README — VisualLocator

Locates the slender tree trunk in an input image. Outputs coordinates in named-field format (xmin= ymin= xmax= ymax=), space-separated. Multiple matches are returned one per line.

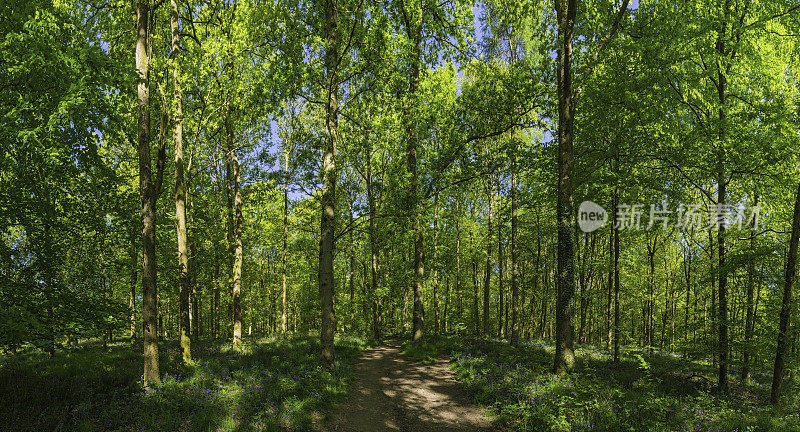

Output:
xmin=213 ymin=248 xmax=220 ymax=339
xmin=348 ymin=198 xmax=356 ymax=331
xmin=670 ymin=259 xmax=676 ymax=351
xmin=42 ymin=216 xmax=56 ymax=356
xmin=606 ymin=221 xmax=613 ymax=351
xmin=191 ymin=239 xmax=199 ymax=338
xmin=771 ymin=182 xmax=800 ymax=405
xmin=136 ymin=0 xmax=160 ymax=386
xmin=282 ymin=146 xmax=289 ymax=337
xmin=717 ymin=140 xmax=730 ymax=391
xmin=613 ymin=186 xmax=620 ymax=362
xmin=225 ymin=112 xmax=243 ymax=349
xmin=367 ymin=131 xmax=380 ymax=340
xmin=579 ymin=233 xmax=589 ymax=343
xmin=483 ymin=177 xmax=493 ymax=337
xmin=171 ymin=0 xmax=191 ymax=364
xmin=709 ymin=230 xmax=716 ymax=367
xmin=684 ymin=240 xmax=692 ymax=357
xmin=510 ymin=148 xmax=520 ymax=345
xmin=130 ymin=242 xmax=138 ymax=343
xmin=531 ymin=214 xmax=542 ymax=341
xmin=456 ymin=199 xmax=463 ymax=328
xmin=433 ymin=192 xmax=440 ymax=334
xmin=444 ymin=274 xmax=450 ymax=333
xmin=498 ymin=210 xmax=504 ymax=338
xmin=405 ymin=20 xmax=425 ymax=345
xmin=715 ymin=4 xmax=731 ymax=391
xmin=471 ymin=230 xmax=479 ymax=335
xmin=647 ymin=235 xmax=657 ymax=354
xmin=553 ymin=0 xmax=577 ymax=374
xmin=319 ymin=0 xmax=339 ymax=364
xmin=742 ymin=193 xmax=758 ymax=384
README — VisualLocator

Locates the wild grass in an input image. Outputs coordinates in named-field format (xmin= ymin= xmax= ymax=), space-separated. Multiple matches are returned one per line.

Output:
xmin=427 ymin=336 xmax=800 ymax=432
xmin=400 ymin=339 xmax=440 ymax=364
xmin=0 ymin=335 xmax=366 ymax=432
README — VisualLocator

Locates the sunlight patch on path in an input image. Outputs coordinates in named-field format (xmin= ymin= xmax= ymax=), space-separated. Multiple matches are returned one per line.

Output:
xmin=317 ymin=341 xmax=500 ymax=432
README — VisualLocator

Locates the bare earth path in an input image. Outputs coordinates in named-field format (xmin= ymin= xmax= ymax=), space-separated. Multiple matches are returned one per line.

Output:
xmin=317 ymin=340 xmax=501 ymax=432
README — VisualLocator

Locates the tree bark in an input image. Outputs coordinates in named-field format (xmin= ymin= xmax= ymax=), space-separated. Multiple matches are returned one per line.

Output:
xmin=483 ymin=176 xmax=493 ymax=337
xmin=433 ymin=192 xmax=440 ymax=334
xmin=613 ymin=185 xmax=620 ymax=362
xmin=225 ymin=112 xmax=243 ymax=349
xmin=715 ymin=1 xmax=732 ymax=391
xmin=771 ymin=182 xmax=800 ymax=405
xmin=498 ymin=207 xmax=505 ymax=339
xmin=456 ymin=199 xmax=463 ymax=326
xmin=606 ymin=217 xmax=613 ymax=351
xmin=647 ymin=234 xmax=658 ymax=354
xmin=319 ymin=0 xmax=339 ymax=365
xmin=136 ymin=0 xmax=160 ymax=386
xmin=471 ymin=230 xmax=479 ymax=335
xmin=367 ymin=129 xmax=381 ymax=340
xmin=348 ymin=197 xmax=356 ymax=331
xmin=742 ymin=193 xmax=758 ymax=384
xmin=553 ymin=0 xmax=577 ymax=374
xmin=171 ymin=0 xmax=191 ymax=364
xmin=510 ymin=148 xmax=520 ymax=345
xmin=683 ymin=238 xmax=692 ymax=357
xmin=130 ymin=242 xmax=137 ymax=343
xmin=405 ymin=18 xmax=425 ymax=345
xmin=282 ymin=145 xmax=289 ymax=337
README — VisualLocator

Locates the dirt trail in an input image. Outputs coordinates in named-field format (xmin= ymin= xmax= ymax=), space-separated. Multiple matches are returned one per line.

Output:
xmin=317 ymin=340 xmax=500 ymax=432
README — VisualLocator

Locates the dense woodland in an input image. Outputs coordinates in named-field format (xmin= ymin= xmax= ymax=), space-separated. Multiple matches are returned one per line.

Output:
xmin=3 ymin=0 xmax=800 ymax=430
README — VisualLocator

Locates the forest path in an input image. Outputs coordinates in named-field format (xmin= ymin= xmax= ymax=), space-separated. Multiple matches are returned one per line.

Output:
xmin=316 ymin=340 xmax=501 ymax=432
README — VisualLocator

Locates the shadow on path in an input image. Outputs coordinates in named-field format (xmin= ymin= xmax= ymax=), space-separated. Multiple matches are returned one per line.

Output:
xmin=317 ymin=340 xmax=501 ymax=432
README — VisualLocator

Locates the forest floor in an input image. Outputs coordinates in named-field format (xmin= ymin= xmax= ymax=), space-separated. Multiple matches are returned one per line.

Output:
xmin=2 ymin=335 xmax=798 ymax=431
xmin=435 ymin=336 xmax=800 ymax=432
xmin=0 ymin=335 xmax=367 ymax=432
xmin=316 ymin=339 xmax=500 ymax=432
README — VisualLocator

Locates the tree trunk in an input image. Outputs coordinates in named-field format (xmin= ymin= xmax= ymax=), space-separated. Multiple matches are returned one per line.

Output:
xmin=471 ymin=230 xmax=479 ymax=335
xmin=683 ymin=239 xmax=692 ymax=357
xmin=213 ymin=249 xmax=220 ymax=339
xmin=483 ymin=177 xmax=493 ymax=337
xmin=647 ymin=235 xmax=657 ymax=354
xmin=510 ymin=148 xmax=520 ymax=345
xmin=771 ymin=182 xmax=800 ymax=405
xmin=715 ymin=5 xmax=731 ymax=391
xmin=136 ymin=0 xmax=160 ymax=386
xmin=553 ymin=0 xmax=577 ymax=374
xmin=456 ymin=199 xmax=463 ymax=328
xmin=578 ymin=233 xmax=589 ymax=343
xmin=498 ymin=209 xmax=504 ymax=339
xmin=444 ymin=274 xmax=450 ymax=333
xmin=282 ymin=145 xmax=289 ymax=337
xmin=405 ymin=19 xmax=425 ymax=345
xmin=531 ymin=213 xmax=542 ymax=341
xmin=130 ymin=242 xmax=137 ymax=343
xmin=613 ymin=185 xmax=620 ymax=362
xmin=606 ymin=220 xmax=613 ymax=351
xmin=367 ymin=130 xmax=381 ymax=340
xmin=319 ymin=0 xmax=339 ymax=365
xmin=433 ymin=192 xmax=440 ymax=334
xmin=226 ymin=112 xmax=243 ymax=349
xmin=171 ymin=0 xmax=191 ymax=364
xmin=709 ymin=230 xmax=716 ymax=367
xmin=742 ymin=193 xmax=758 ymax=384
xmin=348 ymin=198 xmax=356 ymax=331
